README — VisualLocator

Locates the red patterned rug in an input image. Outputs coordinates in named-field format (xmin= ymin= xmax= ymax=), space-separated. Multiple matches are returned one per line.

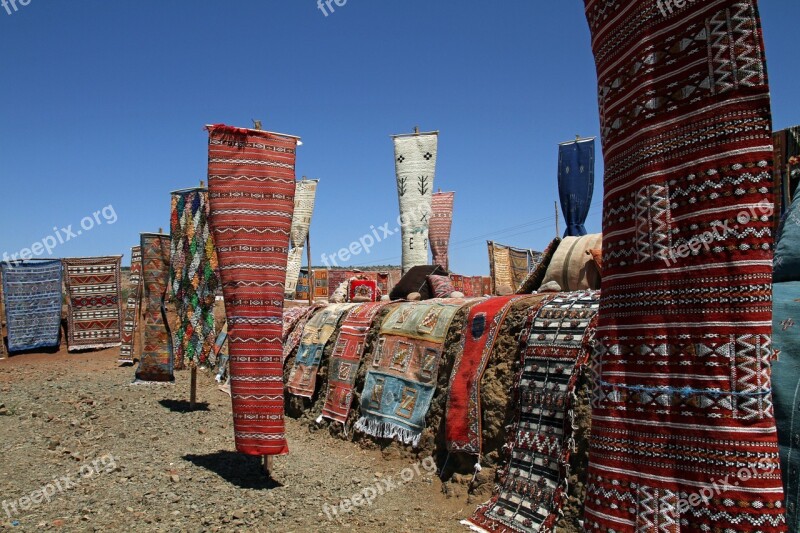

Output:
xmin=430 ymin=191 xmax=454 ymax=271
xmin=63 ymin=256 xmax=123 ymax=351
xmin=584 ymin=1 xmax=785 ymax=530
xmin=445 ymin=294 xmax=544 ymax=455
xmin=135 ymin=234 xmax=173 ymax=382
xmin=206 ymin=124 xmax=297 ymax=457
xmin=321 ymin=301 xmax=394 ymax=424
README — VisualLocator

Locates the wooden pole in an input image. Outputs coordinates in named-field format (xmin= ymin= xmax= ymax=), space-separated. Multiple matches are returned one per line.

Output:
xmin=307 ymin=232 xmax=313 ymax=305
xmin=189 ymin=366 xmax=197 ymax=410
xmin=554 ymin=202 xmax=560 ymax=238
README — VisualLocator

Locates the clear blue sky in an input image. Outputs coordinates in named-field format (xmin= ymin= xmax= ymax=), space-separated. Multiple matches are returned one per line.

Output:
xmin=1 ymin=1 xmax=797 ymax=275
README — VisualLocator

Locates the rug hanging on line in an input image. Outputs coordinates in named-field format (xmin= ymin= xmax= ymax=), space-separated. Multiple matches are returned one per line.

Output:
xmin=169 ymin=187 xmax=221 ymax=369
xmin=583 ymin=1 xmax=785 ymax=530
xmin=286 ymin=303 xmax=358 ymax=398
xmin=465 ymin=292 xmax=599 ymax=533
xmin=356 ymin=300 xmax=463 ymax=447
xmin=135 ymin=234 xmax=174 ymax=383
xmin=119 ymin=246 xmax=142 ymax=364
xmin=394 ymin=132 xmax=438 ymax=274
xmin=206 ymin=123 xmax=297 ymax=457
xmin=445 ymin=294 xmax=546 ymax=456
xmin=322 ymin=301 xmax=395 ymax=424
xmin=430 ymin=191 xmax=454 ymax=271
xmin=285 ymin=179 xmax=318 ymax=296
xmin=1 ymin=260 xmax=62 ymax=352
xmin=63 ymin=256 xmax=122 ymax=351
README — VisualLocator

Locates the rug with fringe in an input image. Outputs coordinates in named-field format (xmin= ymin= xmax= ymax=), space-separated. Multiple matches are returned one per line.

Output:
xmin=1 ymin=260 xmax=62 ymax=352
xmin=63 ymin=256 xmax=122 ymax=351
xmin=465 ymin=291 xmax=599 ymax=533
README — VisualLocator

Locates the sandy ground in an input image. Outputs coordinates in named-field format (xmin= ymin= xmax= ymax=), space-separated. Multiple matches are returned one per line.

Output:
xmin=0 ymin=347 xmax=473 ymax=532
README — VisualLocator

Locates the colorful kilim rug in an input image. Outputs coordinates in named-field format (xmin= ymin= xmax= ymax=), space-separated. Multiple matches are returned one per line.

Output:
xmin=283 ymin=305 xmax=311 ymax=340
xmin=348 ymin=279 xmax=378 ymax=302
xmin=313 ymin=269 xmax=328 ymax=299
xmin=206 ymin=124 xmax=297 ymax=457
xmin=321 ymin=301 xmax=395 ymax=424
xmin=119 ymin=246 xmax=142 ymax=364
xmin=63 ymin=256 xmax=122 ymax=351
xmin=445 ymin=294 xmax=544 ymax=455
xmin=466 ymin=291 xmax=599 ymax=533
xmin=135 ymin=234 xmax=174 ymax=382
xmin=482 ymin=277 xmax=492 ymax=296
xmin=394 ymin=132 xmax=438 ymax=274
xmin=356 ymin=300 xmax=463 ymax=447
xmin=488 ymin=242 xmax=513 ymax=295
xmin=286 ymin=303 xmax=357 ymax=398
xmin=294 ymin=269 xmax=310 ymax=301
xmin=516 ymin=238 xmax=560 ymax=294
xmin=1 ymin=260 xmax=62 ymax=352
xmin=450 ymin=274 xmax=466 ymax=296
xmin=584 ymin=1 xmax=786 ymax=530
xmin=430 ymin=191 xmax=454 ymax=271
xmin=169 ymin=187 xmax=221 ymax=369
xmin=283 ymin=305 xmax=322 ymax=362
xmin=327 ymin=270 xmax=355 ymax=296
xmin=470 ymin=276 xmax=484 ymax=297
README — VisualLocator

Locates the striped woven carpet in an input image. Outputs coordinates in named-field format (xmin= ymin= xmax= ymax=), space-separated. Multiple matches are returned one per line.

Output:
xmin=64 ymin=256 xmax=122 ymax=351
xmin=118 ymin=246 xmax=142 ymax=364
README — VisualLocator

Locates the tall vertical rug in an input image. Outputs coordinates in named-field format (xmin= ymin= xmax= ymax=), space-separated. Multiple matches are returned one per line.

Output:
xmin=430 ymin=191 xmax=454 ymax=271
xmin=584 ymin=1 xmax=785 ymax=530
xmin=285 ymin=179 xmax=318 ymax=297
xmin=206 ymin=123 xmax=297 ymax=457
xmin=135 ymin=234 xmax=174 ymax=383
xmin=119 ymin=246 xmax=143 ymax=364
xmin=558 ymin=137 xmax=595 ymax=237
xmin=63 ymin=256 xmax=122 ymax=351
xmin=465 ymin=292 xmax=599 ymax=532
xmin=393 ymin=131 xmax=438 ymax=274
xmin=0 ymin=260 xmax=62 ymax=352
xmin=170 ymin=187 xmax=221 ymax=369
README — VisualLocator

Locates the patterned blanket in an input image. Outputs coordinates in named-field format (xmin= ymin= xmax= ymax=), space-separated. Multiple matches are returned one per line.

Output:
xmin=322 ymin=301 xmax=395 ymax=424
xmin=430 ymin=191 xmax=454 ymax=271
xmin=118 ymin=246 xmax=142 ymax=364
xmin=394 ymin=132 xmax=438 ymax=274
xmin=135 ymin=234 xmax=173 ymax=382
xmin=466 ymin=291 xmax=599 ymax=533
xmin=584 ymin=1 xmax=785 ymax=530
xmin=283 ymin=305 xmax=322 ymax=362
xmin=206 ymin=124 xmax=297 ymax=457
xmin=1 ymin=260 xmax=62 ymax=352
xmin=170 ymin=187 xmax=220 ymax=369
xmin=63 ymin=256 xmax=122 ymax=351
xmin=356 ymin=300 xmax=463 ymax=447
xmin=285 ymin=179 xmax=318 ymax=296
xmin=286 ymin=303 xmax=357 ymax=398
xmin=445 ymin=294 xmax=544 ymax=455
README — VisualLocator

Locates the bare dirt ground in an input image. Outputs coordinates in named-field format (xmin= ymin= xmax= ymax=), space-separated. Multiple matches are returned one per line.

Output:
xmin=0 ymin=347 xmax=472 ymax=532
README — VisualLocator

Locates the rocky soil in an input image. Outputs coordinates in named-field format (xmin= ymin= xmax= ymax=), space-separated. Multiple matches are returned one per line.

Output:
xmin=0 ymin=348 xmax=473 ymax=532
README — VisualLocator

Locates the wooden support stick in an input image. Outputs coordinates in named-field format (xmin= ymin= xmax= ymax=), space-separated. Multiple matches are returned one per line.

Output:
xmin=263 ymin=455 xmax=273 ymax=477
xmin=554 ymin=202 xmax=560 ymax=238
xmin=189 ymin=366 xmax=197 ymax=410
xmin=307 ymin=232 xmax=313 ymax=305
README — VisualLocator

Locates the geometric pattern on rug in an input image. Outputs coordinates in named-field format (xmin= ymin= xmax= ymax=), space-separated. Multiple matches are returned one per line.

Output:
xmin=169 ymin=187 xmax=220 ymax=369
xmin=63 ymin=256 xmax=122 ymax=351
xmin=430 ymin=191 xmax=454 ymax=271
xmin=206 ymin=124 xmax=297 ymax=457
xmin=0 ymin=260 xmax=63 ymax=353
xmin=322 ymin=301 xmax=395 ymax=424
xmin=135 ymin=234 xmax=174 ymax=383
xmin=119 ymin=246 xmax=143 ymax=364
xmin=466 ymin=291 xmax=599 ymax=533
xmin=583 ymin=1 xmax=786 ymax=530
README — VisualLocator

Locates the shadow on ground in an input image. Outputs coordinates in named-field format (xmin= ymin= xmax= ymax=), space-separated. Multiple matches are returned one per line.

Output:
xmin=159 ymin=399 xmax=211 ymax=412
xmin=183 ymin=451 xmax=283 ymax=490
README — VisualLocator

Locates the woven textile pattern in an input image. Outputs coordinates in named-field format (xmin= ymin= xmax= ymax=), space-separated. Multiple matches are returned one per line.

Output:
xmin=348 ymin=279 xmax=379 ymax=302
xmin=1 ymin=260 xmax=62 ymax=352
xmin=135 ymin=234 xmax=173 ymax=382
xmin=314 ymin=269 xmax=328 ymax=299
xmin=356 ymin=301 xmax=463 ymax=447
xmin=516 ymin=238 xmax=561 ymax=294
xmin=206 ymin=124 xmax=297 ymax=456
xmin=489 ymin=243 xmax=537 ymax=295
xmin=170 ymin=188 xmax=221 ymax=368
xmin=584 ymin=1 xmax=785 ymax=530
xmin=286 ymin=303 xmax=357 ymax=398
xmin=63 ymin=256 xmax=122 ymax=351
xmin=285 ymin=179 xmax=317 ymax=296
xmin=430 ymin=191 xmax=454 ymax=270
xmin=283 ymin=305 xmax=322 ymax=361
xmin=322 ymin=301 xmax=395 ymax=424
xmin=283 ymin=305 xmax=311 ymax=340
xmin=446 ymin=294 xmax=545 ymax=455
xmin=0 ymin=273 xmax=4 ymax=358
xmin=119 ymin=246 xmax=142 ymax=364
xmin=466 ymin=291 xmax=599 ymax=533
xmin=394 ymin=133 xmax=438 ymax=274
